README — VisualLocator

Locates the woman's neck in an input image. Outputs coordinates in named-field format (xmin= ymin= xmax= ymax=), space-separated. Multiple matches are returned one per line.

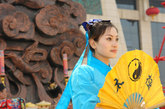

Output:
xmin=94 ymin=54 xmax=109 ymax=65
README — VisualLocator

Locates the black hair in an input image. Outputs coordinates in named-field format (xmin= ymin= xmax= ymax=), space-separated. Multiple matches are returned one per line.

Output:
xmin=0 ymin=83 xmax=5 ymax=92
xmin=87 ymin=21 xmax=118 ymax=52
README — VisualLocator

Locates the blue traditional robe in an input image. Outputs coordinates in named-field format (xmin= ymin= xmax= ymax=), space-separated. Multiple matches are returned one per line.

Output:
xmin=56 ymin=55 xmax=111 ymax=109
xmin=71 ymin=56 xmax=112 ymax=109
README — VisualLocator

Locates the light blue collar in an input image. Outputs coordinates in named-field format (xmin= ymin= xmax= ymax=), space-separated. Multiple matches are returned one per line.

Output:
xmin=88 ymin=55 xmax=112 ymax=76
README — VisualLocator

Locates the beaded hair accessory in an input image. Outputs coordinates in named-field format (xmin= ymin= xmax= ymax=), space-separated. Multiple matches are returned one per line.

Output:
xmin=82 ymin=19 xmax=111 ymax=31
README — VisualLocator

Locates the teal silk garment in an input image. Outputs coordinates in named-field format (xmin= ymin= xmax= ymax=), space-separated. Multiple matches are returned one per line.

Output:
xmin=56 ymin=55 xmax=111 ymax=109
xmin=71 ymin=56 xmax=112 ymax=109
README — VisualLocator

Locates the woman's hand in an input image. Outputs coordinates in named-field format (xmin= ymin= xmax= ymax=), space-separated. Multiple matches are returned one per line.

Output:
xmin=67 ymin=102 xmax=73 ymax=109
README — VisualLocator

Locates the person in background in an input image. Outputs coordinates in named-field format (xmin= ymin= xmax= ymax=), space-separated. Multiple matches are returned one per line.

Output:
xmin=0 ymin=83 xmax=7 ymax=100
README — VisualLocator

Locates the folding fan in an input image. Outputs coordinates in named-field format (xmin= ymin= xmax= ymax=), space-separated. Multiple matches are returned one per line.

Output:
xmin=96 ymin=50 xmax=165 ymax=109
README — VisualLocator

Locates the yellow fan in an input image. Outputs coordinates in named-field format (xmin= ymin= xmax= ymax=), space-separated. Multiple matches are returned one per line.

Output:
xmin=96 ymin=50 xmax=165 ymax=109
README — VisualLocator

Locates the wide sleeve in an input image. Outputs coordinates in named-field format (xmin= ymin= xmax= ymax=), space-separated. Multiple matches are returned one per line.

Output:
xmin=71 ymin=66 xmax=100 ymax=109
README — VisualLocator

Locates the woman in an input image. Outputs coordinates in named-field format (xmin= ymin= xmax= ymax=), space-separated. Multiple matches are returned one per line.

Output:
xmin=71 ymin=19 xmax=119 ymax=108
xmin=56 ymin=19 xmax=119 ymax=109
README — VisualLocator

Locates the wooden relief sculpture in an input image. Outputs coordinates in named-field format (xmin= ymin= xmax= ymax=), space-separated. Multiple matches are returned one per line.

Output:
xmin=0 ymin=0 xmax=86 ymax=104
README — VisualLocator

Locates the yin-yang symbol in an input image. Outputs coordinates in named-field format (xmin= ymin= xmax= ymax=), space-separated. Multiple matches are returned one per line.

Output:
xmin=128 ymin=58 xmax=142 ymax=82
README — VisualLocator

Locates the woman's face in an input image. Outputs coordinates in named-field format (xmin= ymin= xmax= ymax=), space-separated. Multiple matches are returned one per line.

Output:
xmin=91 ymin=27 xmax=119 ymax=64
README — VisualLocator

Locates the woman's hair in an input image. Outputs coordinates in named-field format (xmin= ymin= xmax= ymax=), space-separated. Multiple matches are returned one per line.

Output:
xmin=87 ymin=21 xmax=118 ymax=52
xmin=0 ymin=83 xmax=5 ymax=92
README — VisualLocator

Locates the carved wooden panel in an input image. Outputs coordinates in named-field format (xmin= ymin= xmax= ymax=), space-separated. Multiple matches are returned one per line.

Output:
xmin=0 ymin=0 xmax=86 ymax=104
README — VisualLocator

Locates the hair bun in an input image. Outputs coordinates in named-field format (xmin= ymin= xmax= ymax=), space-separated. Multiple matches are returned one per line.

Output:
xmin=82 ymin=19 xmax=111 ymax=31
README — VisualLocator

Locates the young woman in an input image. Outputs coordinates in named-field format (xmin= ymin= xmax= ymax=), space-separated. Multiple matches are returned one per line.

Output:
xmin=71 ymin=19 xmax=119 ymax=108
xmin=56 ymin=19 xmax=119 ymax=109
